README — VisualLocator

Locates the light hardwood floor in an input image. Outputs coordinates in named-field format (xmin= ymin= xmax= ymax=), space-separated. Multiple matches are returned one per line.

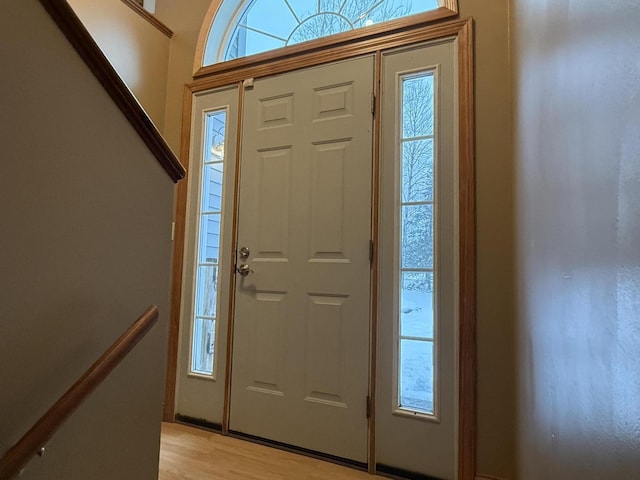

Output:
xmin=159 ymin=422 xmax=383 ymax=480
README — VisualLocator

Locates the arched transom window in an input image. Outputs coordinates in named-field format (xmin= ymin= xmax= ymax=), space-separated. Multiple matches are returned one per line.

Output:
xmin=204 ymin=0 xmax=440 ymax=65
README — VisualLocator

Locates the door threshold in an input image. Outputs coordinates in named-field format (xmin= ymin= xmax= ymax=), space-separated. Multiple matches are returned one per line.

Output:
xmin=174 ymin=413 xmax=222 ymax=433
xmin=229 ymin=430 xmax=368 ymax=472
xmin=376 ymin=464 xmax=445 ymax=480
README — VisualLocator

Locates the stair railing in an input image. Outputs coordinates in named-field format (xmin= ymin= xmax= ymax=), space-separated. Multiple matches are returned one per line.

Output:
xmin=0 ymin=305 xmax=159 ymax=480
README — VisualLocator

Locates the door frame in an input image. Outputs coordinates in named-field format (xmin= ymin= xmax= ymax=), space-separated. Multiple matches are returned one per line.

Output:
xmin=165 ymin=17 xmax=475 ymax=480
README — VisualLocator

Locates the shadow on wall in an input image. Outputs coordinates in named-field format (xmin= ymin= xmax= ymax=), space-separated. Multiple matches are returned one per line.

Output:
xmin=513 ymin=0 xmax=640 ymax=478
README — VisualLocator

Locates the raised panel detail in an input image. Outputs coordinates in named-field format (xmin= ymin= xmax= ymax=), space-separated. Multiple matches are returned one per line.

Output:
xmin=309 ymin=140 xmax=351 ymax=262
xmin=257 ymin=148 xmax=291 ymax=258
xmin=304 ymin=294 xmax=348 ymax=408
xmin=259 ymin=94 xmax=293 ymax=129
xmin=248 ymin=291 xmax=287 ymax=396
xmin=314 ymin=83 xmax=354 ymax=121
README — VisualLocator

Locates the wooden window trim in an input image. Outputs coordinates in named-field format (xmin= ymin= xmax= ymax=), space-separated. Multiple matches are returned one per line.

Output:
xmin=165 ymin=16 xmax=475 ymax=480
xmin=188 ymin=18 xmax=469 ymax=92
xmin=193 ymin=2 xmax=459 ymax=77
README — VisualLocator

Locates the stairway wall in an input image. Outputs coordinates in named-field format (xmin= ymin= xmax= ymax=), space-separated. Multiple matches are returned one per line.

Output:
xmin=0 ymin=1 xmax=175 ymax=479
xmin=67 ymin=0 xmax=171 ymax=130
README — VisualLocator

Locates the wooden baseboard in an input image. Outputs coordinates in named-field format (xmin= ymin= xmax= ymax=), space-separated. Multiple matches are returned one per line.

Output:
xmin=476 ymin=475 xmax=509 ymax=480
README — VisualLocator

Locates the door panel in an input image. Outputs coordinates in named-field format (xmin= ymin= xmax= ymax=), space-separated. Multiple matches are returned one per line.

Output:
xmin=377 ymin=40 xmax=458 ymax=479
xmin=255 ymin=148 xmax=292 ymax=257
xmin=176 ymin=86 xmax=239 ymax=425
xmin=230 ymin=56 xmax=374 ymax=462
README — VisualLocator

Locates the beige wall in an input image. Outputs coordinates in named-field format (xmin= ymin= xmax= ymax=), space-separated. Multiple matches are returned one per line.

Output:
xmin=154 ymin=1 xmax=516 ymax=478
xmin=512 ymin=0 xmax=640 ymax=479
xmin=0 ymin=1 xmax=175 ymax=478
xmin=68 ymin=0 xmax=171 ymax=130
xmin=154 ymin=0 xmax=212 ymax=151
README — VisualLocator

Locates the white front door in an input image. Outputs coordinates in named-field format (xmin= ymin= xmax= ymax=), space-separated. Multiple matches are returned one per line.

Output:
xmin=229 ymin=56 xmax=375 ymax=462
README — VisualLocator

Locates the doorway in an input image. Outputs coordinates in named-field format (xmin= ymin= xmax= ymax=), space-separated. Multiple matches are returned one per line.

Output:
xmin=168 ymin=19 xmax=475 ymax=480
xmin=175 ymin=55 xmax=374 ymax=463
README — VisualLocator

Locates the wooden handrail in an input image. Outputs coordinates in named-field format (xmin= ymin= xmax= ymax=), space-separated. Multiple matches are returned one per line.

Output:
xmin=0 ymin=305 xmax=159 ymax=480
xmin=38 ymin=0 xmax=185 ymax=183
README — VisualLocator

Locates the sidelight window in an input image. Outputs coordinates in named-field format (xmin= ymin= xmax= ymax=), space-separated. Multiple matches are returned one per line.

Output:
xmin=397 ymin=71 xmax=436 ymax=415
xmin=190 ymin=109 xmax=227 ymax=376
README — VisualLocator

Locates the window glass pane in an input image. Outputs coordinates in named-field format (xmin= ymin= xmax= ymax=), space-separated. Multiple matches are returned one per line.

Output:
xmin=289 ymin=13 xmax=352 ymax=45
xmin=285 ymin=0 xmax=315 ymax=20
xmin=401 ymin=204 xmax=433 ymax=269
xmin=195 ymin=265 xmax=218 ymax=318
xmin=397 ymin=68 xmax=437 ymax=416
xmin=213 ymin=0 xmax=441 ymax=64
xmin=341 ymin=0 xmax=385 ymax=24
xmin=402 ymin=74 xmax=434 ymax=138
xmin=191 ymin=318 xmax=215 ymax=375
xmin=202 ymin=163 xmax=224 ymax=212
xmin=226 ymin=25 xmax=287 ymax=60
xmin=399 ymin=339 xmax=434 ymax=414
xmin=206 ymin=111 xmax=226 ymax=162
xmin=243 ymin=1 xmax=297 ymax=40
xmin=402 ymin=139 xmax=433 ymax=202
xmin=190 ymin=108 xmax=227 ymax=377
xmin=400 ymin=271 xmax=434 ymax=338
xmin=198 ymin=214 xmax=221 ymax=264
xmin=341 ymin=0 xmax=425 ymax=27
xmin=349 ymin=0 xmax=438 ymax=18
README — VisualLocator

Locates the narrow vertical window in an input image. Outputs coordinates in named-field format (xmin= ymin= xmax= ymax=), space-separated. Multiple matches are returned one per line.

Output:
xmin=190 ymin=109 xmax=227 ymax=376
xmin=398 ymin=72 xmax=436 ymax=415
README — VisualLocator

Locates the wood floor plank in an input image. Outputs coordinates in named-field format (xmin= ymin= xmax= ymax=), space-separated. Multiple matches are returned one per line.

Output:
xmin=159 ymin=423 xmax=381 ymax=480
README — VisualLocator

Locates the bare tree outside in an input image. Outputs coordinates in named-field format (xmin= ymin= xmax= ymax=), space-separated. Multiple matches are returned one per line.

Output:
xmin=222 ymin=0 xmax=444 ymax=61
xmin=289 ymin=0 xmax=413 ymax=44
xmin=398 ymin=73 xmax=436 ymax=414
xmin=401 ymin=75 xmax=435 ymax=290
